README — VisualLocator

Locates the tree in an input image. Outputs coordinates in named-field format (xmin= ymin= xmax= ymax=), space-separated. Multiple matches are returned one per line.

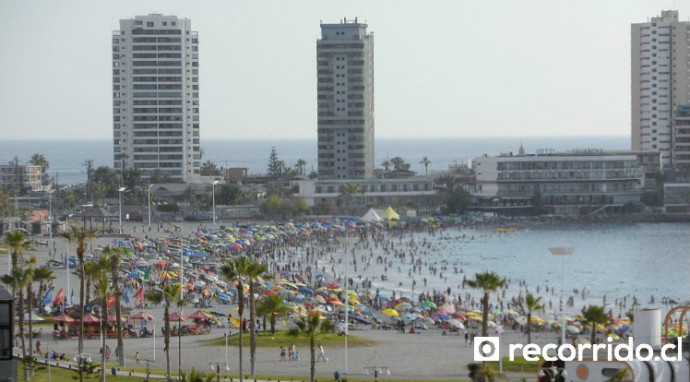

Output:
xmin=220 ymin=257 xmax=251 ymax=382
xmin=90 ymin=181 xmax=108 ymax=206
xmin=246 ymin=261 xmax=268 ymax=376
xmin=260 ymin=194 xmax=283 ymax=217
xmin=146 ymin=283 xmax=183 ymax=382
xmin=581 ymin=305 xmax=609 ymax=344
xmin=445 ymin=189 xmax=471 ymax=214
xmin=216 ymin=184 xmax=248 ymax=205
xmin=295 ymin=159 xmax=307 ymax=176
xmin=91 ymin=166 xmax=119 ymax=197
xmin=472 ymin=364 xmax=508 ymax=382
xmin=381 ymin=159 xmax=391 ymax=172
xmin=390 ymin=157 xmax=411 ymax=171
xmin=267 ymin=147 xmax=284 ymax=177
xmin=519 ymin=293 xmax=544 ymax=343
xmin=291 ymin=311 xmax=335 ymax=382
xmin=0 ymin=189 xmax=11 ymax=220
xmin=531 ymin=191 xmax=546 ymax=215
xmin=103 ymin=246 xmax=127 ymax=366
xmin=91 ymin=255 xmax=114 ymax=382
xmin=122 ymin=168 xmax=142 ymax=195
xmin=420 ymin=156 xmax=431 ymax=176
xmin=436 ymin=174 xmax=457 ymax=193
xmin=467 ymin=272 xmax=506 ymax=337
xmin=1 ymin=266 xmax=32 ymax=380
xmin=4 ymin=230 xmax=32 ymax=272
xmin=256 ymin=294 xmax=288 ymax=335
xmin=200 ymin=160 xmax=221 ymax=176
xmin=60 ymin=225 xmax=97 ymax=382
xmin=339 ymin=183 xmax=360 ymax=214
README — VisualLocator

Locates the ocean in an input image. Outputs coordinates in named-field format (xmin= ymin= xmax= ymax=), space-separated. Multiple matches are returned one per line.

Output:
xmin=0 ymin=136 xmax=629 ymax=186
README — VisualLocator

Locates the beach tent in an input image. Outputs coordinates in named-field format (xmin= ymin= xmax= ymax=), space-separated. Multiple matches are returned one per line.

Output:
xmin=381 ymin=206 xmax=400 ymax=220
xmin=361 ymin=208 xmax=382 ymax=222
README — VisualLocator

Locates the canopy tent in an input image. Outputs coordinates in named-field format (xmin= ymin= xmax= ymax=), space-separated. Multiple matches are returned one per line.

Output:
xmin=361 ymin=208 xmax=382 ymax=222
xmin=381 ymin=206 xmax=400 ymax=220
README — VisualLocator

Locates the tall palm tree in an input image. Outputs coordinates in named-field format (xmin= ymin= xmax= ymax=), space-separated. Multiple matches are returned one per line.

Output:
xmin=24 ymin=257 xmax=38 ymax=366
xmin=146 ymin=283 xmax=183 ymax=382
xmin=4 ymin=229 xmax=32 ymax=272
xmin=467 ymin=272 xmax=506 ymax=337
xmin=292 ymin=311 xmax=335 ymax=382
xmin=32 ymin=265 xmax=53 ymax=306
xmin=220 ymin=257 xmax=250 ymax=382
xmin=295 ymin=159 xmax=307 ymax=176
xmin=2 ymin=266 xmax=32 ymax=381
xmin=246 ymin=261 xmax=268 ymax=376
xmin=102 ymin=246 xmax=127 ymax=366
xmin=256 ymin=294 xmax=288 ymax=335
xmin=91 ymin=256 xmax=113 ymax=382
xmin=581 ymin=305 xmax=609 ymax=344
xmin=339 ymin=183 xmax=360 ymax=215
xmin=420 ymin=156 xmax=431 ymax=176
xmin=61 ymin=225 xmax=97 ymax=382
xmin=520 ymin=293 xmax=544 ymax=343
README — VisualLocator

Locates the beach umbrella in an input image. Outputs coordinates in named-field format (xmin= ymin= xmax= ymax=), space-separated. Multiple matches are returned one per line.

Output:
xmin=451 ymin=312 xmax=467 ymax=320
xmin=298 ymin=286 xmax=313 ymax=295
xmin=420 ymin=301 xmax=437 ymax=309
xmin=21 ymin=313 xmax=44 ymax=322
xmin=382 ymin=309 xmax=399 ymax=317
xmin=187 ymin=310 xmax=213 ymax=320
xmin=447 ymin=319 xmax=465 ymax=329
xmin=82 ymin=314 xmax=101 ymax=324
xmin=130 ymin=311 xmax=155 ymax=321
xmin=264 ymin=289 xmax=277 ymax=295
xmin=168 ymin=312 xmax=188 ymax=322
xmin=51 ymin=314 xmax=75 ymax=323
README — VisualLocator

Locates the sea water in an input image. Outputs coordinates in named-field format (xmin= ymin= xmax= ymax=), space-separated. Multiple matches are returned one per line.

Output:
xmin=327 ymin=222 xmax=690 ymax=318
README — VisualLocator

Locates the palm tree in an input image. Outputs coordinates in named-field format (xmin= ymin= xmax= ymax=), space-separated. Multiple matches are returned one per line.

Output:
xmin=91 ymin=255 xmax=113 ymax=382
xmin=220 ymin=257 xmax=250 ymax=382
xmin=24 ymin=257 xmax=38 ymax=366
xmin=581 ymin=305 xmax=609 ymax=344
xmin=381 ymin=159 xmax=391 ymax=173
xmin=4 ymin=229 xmax=32 ymax=272
xmin=473 ymin=364 xmax=509 ymax=382
xmin=295 ymin=159 xmax=307 ymax=176
xmin=1 ymin=266 xmax=32 ymax=380
xmin=146 ymin=283 xmax=183 ymax=382
xmin=102 ymin=246 xmax=127 ymax=366
xmin=292 ymin=311 xmax=335 ymax=382
xmin=60 ymin=225 xmax=97 ymax=382
xmin=519 ymin=293 xmax=544 ymax=343
xmin=256 ymin=294 xmax=288 ymax=335
xmin=420 ymin=156 xmax=431 ymax=176
xmin=246 ymin=261 xmax=268 ymax=376
xmin=467 ymin=272 xmax=506 ymax=337
xmin=32 ymin=266 xmax=53 ymax=306
xmin=339 ymin=183 xmax=360 ymax=215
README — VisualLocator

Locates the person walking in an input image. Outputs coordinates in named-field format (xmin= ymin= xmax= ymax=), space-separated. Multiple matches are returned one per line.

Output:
xmin=35 ymin=340 xmax=41 ymax=355
xmin=135 ymin=351 xmax=141 ymax=364
xmin=317 ymin=344 xmax=328 ymax=362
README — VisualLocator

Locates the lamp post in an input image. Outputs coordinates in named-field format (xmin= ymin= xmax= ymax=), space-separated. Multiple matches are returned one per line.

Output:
xmin=117 ymin=187 xmax=126 ymax=234
xmin=211 ymin=180 xmax=219 ymax=225
xmin=47 ymin=189 xmax=54 ymax=256
xmin=363 ymin=353 xmax=390 ymax=382
xmin=549 ymin=247 xmax=574 ymax=346
xmin=147 ymin=184 xmax=153 ymax=229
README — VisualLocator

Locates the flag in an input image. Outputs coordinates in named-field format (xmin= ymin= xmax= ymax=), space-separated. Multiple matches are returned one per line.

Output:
xmin=144 ymin=269 xmax=150 ymax=281
xmin=69 ymin=289 xmax=74 ymax=306
xmin=123 ymin=287 xmax=130 ymax=304
xmin=43 ymin=289 xmax=52 ymax=306
xmin=134 ymin=287 xmax=145 ymax=304
xmin=52 ymin=288 xmax=64 ymax=306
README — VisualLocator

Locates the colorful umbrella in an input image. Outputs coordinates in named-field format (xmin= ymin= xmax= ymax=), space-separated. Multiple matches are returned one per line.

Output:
xmin=382 ymin=309 xmax=399 ymax=317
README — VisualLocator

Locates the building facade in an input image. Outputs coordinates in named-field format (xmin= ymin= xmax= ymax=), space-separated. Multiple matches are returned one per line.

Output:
xmin=631 ymin=10 xmax=690 ymax=167
xmin=473 ymin=150 xmax=650 ymax=215
xmin=316 ymin=18 xmax=375 ymax=179
xmin=0 ymin=160 xmax=42 ymax=194
xmin=112 ymin=14 xmax=201 ymax=182
xmin=673 ymin=104 xmax=690 ymax=166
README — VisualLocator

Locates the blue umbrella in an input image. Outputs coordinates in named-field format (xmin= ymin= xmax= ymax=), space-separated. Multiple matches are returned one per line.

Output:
xmin=299 ymin=287 xmax=313 ymax=295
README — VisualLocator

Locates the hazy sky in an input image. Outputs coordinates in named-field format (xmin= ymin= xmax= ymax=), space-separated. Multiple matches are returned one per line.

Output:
xmin=1 ymin=0 xmax=688 ymax=140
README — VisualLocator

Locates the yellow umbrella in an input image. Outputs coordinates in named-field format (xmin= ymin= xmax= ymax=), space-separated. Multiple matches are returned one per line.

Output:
xmin=382 ymin=309 xmax=399 ymax=317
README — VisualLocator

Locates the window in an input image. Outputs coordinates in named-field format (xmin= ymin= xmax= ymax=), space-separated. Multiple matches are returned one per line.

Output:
xmin=147 ymin=21 xmax=154 ymax=27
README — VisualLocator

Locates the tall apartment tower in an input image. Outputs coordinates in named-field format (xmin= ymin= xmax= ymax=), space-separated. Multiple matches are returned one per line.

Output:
xmin=316 ymin=18 xmax=375 ymax=179
xmin=112 ymin=14 xmax=201 ymax=182
xmin=631 ymin=10 xmax=690 ymax=168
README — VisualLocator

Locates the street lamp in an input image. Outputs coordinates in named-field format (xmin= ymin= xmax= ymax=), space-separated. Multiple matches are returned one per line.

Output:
xmin=147 ymin=184 xmax=153 ymax=229
xmin=47 ymin=189 xmax=55 ymax=256
xmin=363 ymin=353 xmax=390 ymax=382
xmin=211 ymin=180 xmax=219 ymax=225
xmin=117 ymin=187 xmax=126 ymax=234
xmin=549 ymin=247 xmax=574 ymax=345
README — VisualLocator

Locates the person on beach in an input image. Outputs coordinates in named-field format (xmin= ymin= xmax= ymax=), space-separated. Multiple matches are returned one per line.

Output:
xmin=317 ymin=344 xmax=328 ymax=362
xmin=280 ymin=346 xmax=286 ymax=361
xmin=135 ymin=351 xmax=141 ymax=364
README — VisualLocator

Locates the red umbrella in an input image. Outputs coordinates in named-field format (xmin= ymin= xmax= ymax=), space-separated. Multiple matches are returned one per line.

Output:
xmin=187 ymin=310 xmax=213 ymax=320
xmin=130 ymin=311 xmax=155 ymax=321
xmin=168 ymin=312 xmax=188 ymax=322
xmin=82 ymin=314 xmax=101 ymax=324
xmin=451 ymin=312 xmax=467 ymax=320
xmin=264 ymin=289 xmax=276 ymax=295
xmin=51 ymin=314 xmax=75 ymax=323
xmin=108 ymin=313 xmax=126 ymax=323
xmin=326 ymin=283 xmax=340 ymax=289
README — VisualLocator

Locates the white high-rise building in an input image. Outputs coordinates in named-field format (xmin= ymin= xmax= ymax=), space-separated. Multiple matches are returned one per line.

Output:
xmin=112 ymin=14 xmax=201 ymax=182
xmin=316 ymin=18 xmax=375 ymax=179
xmin=631 ymin=10 xmax=690 ymax=168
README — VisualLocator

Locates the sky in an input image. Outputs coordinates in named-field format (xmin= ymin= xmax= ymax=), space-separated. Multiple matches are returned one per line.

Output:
xmin=0 ymin=0 xmax=688 ymax=140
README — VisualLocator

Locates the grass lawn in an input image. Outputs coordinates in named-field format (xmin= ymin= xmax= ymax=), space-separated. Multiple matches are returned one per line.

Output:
xmin=202 ymin=330 xmax=376 ymax=348
xmin=486 ymin=356 xmax=541 ymax=373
